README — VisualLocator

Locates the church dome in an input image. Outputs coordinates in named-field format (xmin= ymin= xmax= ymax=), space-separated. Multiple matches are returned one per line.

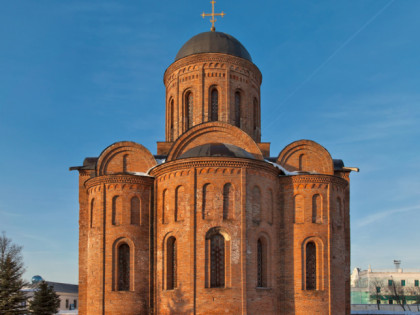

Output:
xmin=175 ymin=31 xmax=252 ymax=62
xmin=178 ymin=143 xmax=255 ymax=159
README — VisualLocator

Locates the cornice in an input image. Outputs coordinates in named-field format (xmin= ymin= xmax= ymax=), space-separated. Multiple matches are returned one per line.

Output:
xmin=150 ymin=157 xmax=279 ymax=177
xmin=85 ymin=174 xmax=154 ymax=190
xmin=164 ymin=53 xmax=262 ymax=86
xmin=278 ymin=174 xmax=348 ymax=189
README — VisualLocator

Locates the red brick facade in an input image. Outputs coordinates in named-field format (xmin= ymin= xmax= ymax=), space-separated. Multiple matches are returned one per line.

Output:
xmin=72 ymin=32 xmax=352 ymax=314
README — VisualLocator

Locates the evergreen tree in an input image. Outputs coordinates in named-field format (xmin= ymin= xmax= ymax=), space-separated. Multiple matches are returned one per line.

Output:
xmin=0 ymin=232 xmax=28 ymax=315
xmin=29 ymin=281 xmax=60 ymax=315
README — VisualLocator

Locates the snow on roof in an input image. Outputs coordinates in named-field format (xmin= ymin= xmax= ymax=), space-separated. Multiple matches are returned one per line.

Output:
xmin=265 ymin=160 xmax=299 ymax=176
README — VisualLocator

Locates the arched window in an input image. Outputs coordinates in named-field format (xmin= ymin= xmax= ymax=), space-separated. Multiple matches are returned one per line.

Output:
xmin=130 ymin=196 xmax=140 ymax=225
xmin=299 ymin=154 xmax=306 ymax=171
xmin=112 ymin=196 xmax=121 ymax=226
xmin=336 ymin=197 xmax=342 ymax=226
xmin=123 ymin=154 xmax=128 ymax=173
xmin=185 ymin=91 xmax=193 ymax=129
xmin=162 ymin=189 xmax=168 ymax=224
xmin=210 ymin=234 xmax=225 ymax=288
xmin=175 ymin=186 xmax=184 ymax=221
xmin=170 ymin=99 xmax=174 ymax=141
xmin=118 ymin=243 xmax=130 ymax=291
xmin=202 ymin=183 xmax=213 ymax=220
xmin=252 ymin=186 xmax=261 ymax=224
xmin=294 ymin=194 xmax=304 ymax=224
xmin=210 ymin=88 xmax=219 ymax=121
xmin=257 ymin=239 xmax=267 ymax=287
xmin=167 ymin=237 xmax=177 ymax=290
xmin=90 ymin=198 xmax=95 ymax=228
xmin=223 ymin=183 xmax=233 ymax=220
xmin=306 ymin=242 xmax=316 ymax=290
xmin=234 ymin=91 xmax=241 ymax=127
xmin=253 ymin=98 xmax=259 ymax=132
xmin=267 ymin=189 xmax=274 ymax=225
xmin=312 ymin=194 xmax=322 ymax=223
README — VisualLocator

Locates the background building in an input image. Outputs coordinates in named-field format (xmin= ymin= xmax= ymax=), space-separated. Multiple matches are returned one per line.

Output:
xmin=23 ymin=275 xmax=78 ymax=312
xmin=351 ymin=261 xmax=420 ymax=305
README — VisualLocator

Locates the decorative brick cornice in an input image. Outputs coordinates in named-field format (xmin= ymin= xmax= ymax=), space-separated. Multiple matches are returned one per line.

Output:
xmin=164 ymin=53 xmax=262 ymax=86
xmin=278 ymin=174 xmax=348 ymax=189
xmin=84 ymin=174 xmax=154 ymax=189
xmin=150 ymin=157 xmax=279 ymax=178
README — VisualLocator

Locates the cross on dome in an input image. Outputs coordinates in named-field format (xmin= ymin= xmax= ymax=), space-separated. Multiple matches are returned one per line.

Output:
xmin=201 ymin=0 xmax=225 ymax=32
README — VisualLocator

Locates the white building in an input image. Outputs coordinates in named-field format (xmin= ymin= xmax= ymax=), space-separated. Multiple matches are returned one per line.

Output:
xmin=351 ymin=261 xmax=420 ymax=306
xmin=23 ymin=275 xmax=78 ymax=313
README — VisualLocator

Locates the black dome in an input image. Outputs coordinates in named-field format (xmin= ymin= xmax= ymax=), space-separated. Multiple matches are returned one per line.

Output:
xmin=178 ymin=143 xmax=255 ymax=160
xmin=175 ymin=31 xmax=252 ymax=62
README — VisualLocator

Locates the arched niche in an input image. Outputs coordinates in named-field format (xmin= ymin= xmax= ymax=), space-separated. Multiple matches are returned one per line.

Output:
xmin=167 ymin=121 xmax=264 ymax=161
xmin=96 ymin=141 xmax=157 ymax=176
xmin=277 ymin=140 xmax=334 ymax=175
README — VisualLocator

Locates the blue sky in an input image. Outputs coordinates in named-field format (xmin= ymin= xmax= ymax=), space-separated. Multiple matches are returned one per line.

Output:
xmin=0 ymin=0 xmax=419 ymax=284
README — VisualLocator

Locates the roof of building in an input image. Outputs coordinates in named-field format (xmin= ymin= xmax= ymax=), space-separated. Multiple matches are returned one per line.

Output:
xmin=25 ymin=281 xmax=78 ymax=294
xmin=178 ymin=143 xmax=255 ymax=160
xmin=175 ymin=31 xmax=252 ymax=62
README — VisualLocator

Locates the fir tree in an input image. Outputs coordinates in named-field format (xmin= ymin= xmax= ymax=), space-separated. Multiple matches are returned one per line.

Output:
xmin=0 ymin=232 xmax=28 ymax=315
xmin=29 ymin=281 xmax=60 ymax=315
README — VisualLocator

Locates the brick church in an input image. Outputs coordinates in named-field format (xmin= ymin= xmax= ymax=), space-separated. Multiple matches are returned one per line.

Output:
xmin=71 ymin=22 xmax=356 ymax=315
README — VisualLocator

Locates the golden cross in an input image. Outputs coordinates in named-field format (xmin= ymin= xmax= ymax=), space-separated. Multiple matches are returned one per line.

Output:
xmin=201 ymin=0 xmax=225 ymax=32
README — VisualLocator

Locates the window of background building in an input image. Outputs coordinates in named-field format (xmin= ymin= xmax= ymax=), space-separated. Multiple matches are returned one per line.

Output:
xmin=66 ymin=299 xmax=69 ymax=308
xmin=389 ymin=299 xmax=393 ymax=304
xmin=401 ymin=280 xmax=405 ymax=286
xmin=376 ymin=286 xmax=381 ymax=293
xmin=415 ymin=280 xmax=419 ymax=287
xmin=388 ymin=279 xmax=393 ymax=286
xmin=74 ymin=300 xmax=77 ymax=309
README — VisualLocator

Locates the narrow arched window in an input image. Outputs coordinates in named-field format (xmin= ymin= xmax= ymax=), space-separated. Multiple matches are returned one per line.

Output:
xmin=257 ymin=239 xmax=267 ymax=287
xmin=123 ymin=154 xmax=128 ymax=173
xmin=210 ymin=234 xmax=225 ymax=288
xmin=312 ymin=194 xmax=322 ymax=223
xmin=162 ymin=189 xmax=167 ymax=224
xmin=267 ymin=189 xmax=274 ymax=225
xmin=175 ymin=186 xmax=184 ymax=221
xmin=167 ymin=237 xmax=177 ymax=290
xmin=112 ymin=196 xmax=121 ymax=226
xmin=130 ymin=196 xmax=140 ymax=225
xmin=299 ymin=154 xmax=306 ymax=171
xmin=252 ymin=186 xmax=261 ymax=224
xmin=90 ymin=199 xmax=95 ymax=228
xmin=210 ymin=88 xmax=219 ymax=121
xmin=170 ymin=99 xmax=174 ymax=141
xmin=223 ymin=183 xmax=233 ymax=220
xmin=234 ymin=91 xmax=241 ymax=127
xmin=253 ymin=98 xmax=259 ymax=132
xmin=118 ymin=243 xmax=130 ymax=291
xmin=306 ymin=242 xmax=316 ymax=290
xmin=202 ymin=183 xmax=210 ymax=220
xmin=185 ymin=92 xmax=193 ymax=129
xmin=336 ymin=197 xmax=342 ymax=226
xmin=294 ymin=194 xmax=304 ymax=224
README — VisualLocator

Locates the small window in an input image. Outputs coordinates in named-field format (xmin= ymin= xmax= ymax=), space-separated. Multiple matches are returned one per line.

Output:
xmin=74 ymin=300 xmax=77 ymax=309
xmin=388 ymin=279 xmax=393 ymax=286
xmin=210 ymin=233 xmax=225 ymax=288
xmin=234 ymin=91 xmax=241 ymax=127
xmin=376 ymin=286 xmax=381 ymax=293
xmin=66 ymin=299 xmax=69 ymax=308
xmin=389 ymin=299 xmax=393 ymax=304
xmin=401 ymin=280 xmax=405 ymax=286
xmin=415 ymin=280 xmax=419 ymax=287
xmin=305 ymin=242 xmax=316 ymax=290
xmin=210 ymin=88 xmax=219 ymax=121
